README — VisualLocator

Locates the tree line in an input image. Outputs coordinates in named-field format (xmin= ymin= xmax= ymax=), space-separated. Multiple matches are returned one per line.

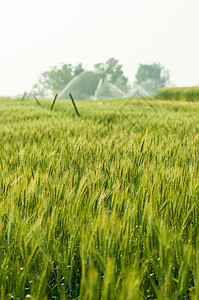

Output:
xmin=31 ymin=58 xmax=171 ymax=98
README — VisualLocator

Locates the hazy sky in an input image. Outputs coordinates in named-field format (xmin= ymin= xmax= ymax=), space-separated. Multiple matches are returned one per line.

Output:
xmin=0 ymin=0 xmax=199 ymax=96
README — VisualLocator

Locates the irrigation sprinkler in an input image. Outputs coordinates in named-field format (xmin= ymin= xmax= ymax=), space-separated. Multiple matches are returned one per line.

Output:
xmin=33 ymin=94 xmax=41 ymax=107
xmin=50 ymin=94 xmax=58 ymax=111
xmin=69 ymin=93 xmax=80 ymax=117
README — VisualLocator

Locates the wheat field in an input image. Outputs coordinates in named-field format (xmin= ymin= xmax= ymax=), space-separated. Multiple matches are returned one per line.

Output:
xmin=0 ymin=97 xmax=199 ymax=299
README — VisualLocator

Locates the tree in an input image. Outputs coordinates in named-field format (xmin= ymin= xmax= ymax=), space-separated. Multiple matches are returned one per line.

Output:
xmin=135 ymin=63 xmax=170 ymax=95
xmin=74 ymin=63 xmax=84 ymax=76
xmin=31 ymin=58 xmax=129 ymax=98
xmin=31 ymin=63 xmax=84 ymax=97
xmin=94 ymin=58 xmax=130 ymax=92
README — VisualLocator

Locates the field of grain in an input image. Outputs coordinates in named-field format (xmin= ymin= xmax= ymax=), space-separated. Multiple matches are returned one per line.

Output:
xmin=0 ymin=97 xmax=199 ymax=299
xmin=157 ymin=86 xmax=199 ymax=102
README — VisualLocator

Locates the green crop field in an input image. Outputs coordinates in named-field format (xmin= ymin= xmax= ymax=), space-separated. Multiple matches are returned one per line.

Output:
xmin=157 ymin=86 xmax=199 ymax=102
xmin=0 ymin=97 xmax=199 ymax=299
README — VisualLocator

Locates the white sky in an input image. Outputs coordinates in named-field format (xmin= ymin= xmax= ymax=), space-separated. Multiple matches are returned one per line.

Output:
xmin=0 ymin=0 xmax=199 ymax=96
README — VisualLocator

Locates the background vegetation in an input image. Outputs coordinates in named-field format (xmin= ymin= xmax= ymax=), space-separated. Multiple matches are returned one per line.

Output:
xmin=157 ymin=86 xmax=199 ymax=101
xmin=0 ymin=97 xmax=199 ymax=299
xmin=135 ymin=63 xmax=171 ymax=96
xmin=31 ymin=59 xmax=170 ymax=98
xmin=31 ymin=64 xmax=84 ymax=98
xmin=32 ymin=58 xmax=130 ymax=98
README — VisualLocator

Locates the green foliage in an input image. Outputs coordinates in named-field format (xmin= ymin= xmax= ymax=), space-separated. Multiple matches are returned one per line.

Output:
xmin=74 ymin=63 xmax=84 ymax=77
xmin=32 ymin=58 xmax=129 ymax=98
xmin=157 ymin=86 xmax=199 ymax=101
xmin=135 ymin=63 xmax=170 ymax=95
xmin=32 ymin=64 xmax=84 ymax=98
xmin=94 ymin=58 xmax=130 ymax=92
xmin=0 ymin=97 xmax=199 ymax=299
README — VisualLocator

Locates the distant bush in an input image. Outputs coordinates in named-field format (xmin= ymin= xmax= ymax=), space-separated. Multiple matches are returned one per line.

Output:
xmin=157 ymin=86 xmax=199 ymax=101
